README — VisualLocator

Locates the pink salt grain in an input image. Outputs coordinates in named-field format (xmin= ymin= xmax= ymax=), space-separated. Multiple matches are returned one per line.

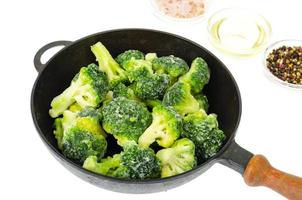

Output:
xmin=155 ymin=0 xmax=205 ymax=19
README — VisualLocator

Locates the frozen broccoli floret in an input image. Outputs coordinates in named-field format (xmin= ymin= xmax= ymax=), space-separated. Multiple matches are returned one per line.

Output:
xmin=180 ymin=57 xmax=210 ymax=93
xmin=116 ymin=50 xmax=145 ymax=69
xmin=78 ymin=106 xmax=102 ymax=118
xmin=91 ymin=42 xmax=127 ymax=86
xmin=133 ymin=74 xmax=170 ymax=100
xmin=83 ymin=154 xmax=125 ymax=176
xmin=122 ymin=59 xmax=153 ymax=82
xmin=62 ymin=129 xmax=107 ymax=163
xmin=120 ymin=142 xmax=161 ymax=179
xmin=163 ymin=82 xmax=199 ymax=116
xmin=195 ymin=93 xmax=209 ymax=112
xmin=112 ymin=83 xmax=137 ymax=100
xmin=182 ymin=110 xmax=226 ymax=162
xmin=112 ymin=83 xmax=129 ymax=98
xmin=54 ymin=105 xmax=106 ymax=150
xmin=83 ymin=155 xmax=129 ymax=178
xmin=152 ymin=55 xmax=189 ymax=78
xmin=75 ymin=107 xmax=106 ymax=137
xmin=60 ymin=107 xmax=107 ymax=163
xmin=83 ymin=142 xmax=161 ymax=180
xmin=156 ymin=138 xmax=197 ymax=178
xmin=138 ymin=104 xmax=182 ymax=148
xmin=49 ymin=64 xmax=109 ymax=118
xmin=102 ymin=97 xmax=152 ymax=145
xmin=145 ymin=53 xmax=157 ymax=62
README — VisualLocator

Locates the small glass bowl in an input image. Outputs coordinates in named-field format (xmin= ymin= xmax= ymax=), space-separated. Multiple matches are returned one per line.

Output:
xmin=263 ymin=39 xmax=302 ymax=89
xmin=207 ymin=8 xmax=272 ymax=56
xmin=150 ymin=0 xmax=211 ymax=23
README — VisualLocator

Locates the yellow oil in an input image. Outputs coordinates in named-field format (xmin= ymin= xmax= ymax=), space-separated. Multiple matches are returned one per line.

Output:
xmin=209 ymin=17 xmax=270 ymax=56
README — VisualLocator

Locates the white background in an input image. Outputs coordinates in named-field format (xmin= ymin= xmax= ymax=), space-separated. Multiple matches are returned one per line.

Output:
xmin=1 ymin=0 xmax=302 ymax=199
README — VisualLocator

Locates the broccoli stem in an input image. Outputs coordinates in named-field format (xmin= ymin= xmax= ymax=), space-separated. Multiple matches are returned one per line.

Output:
xmin=139 ymin=117 xmax=170 ymax=148
xmin=91 ymin=42 xmax=126 ymax=85
xmin=53 ymin=118 xmax=64 ymax=150
xmin=49 ymin=81 xmax=80 ymax=118
xmin=61 ymin=110 xmax=77 ymax=131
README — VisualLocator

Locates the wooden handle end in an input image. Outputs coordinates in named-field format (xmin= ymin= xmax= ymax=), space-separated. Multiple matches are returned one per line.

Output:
xmin=244 ymin=155 xmax=302 ymax=200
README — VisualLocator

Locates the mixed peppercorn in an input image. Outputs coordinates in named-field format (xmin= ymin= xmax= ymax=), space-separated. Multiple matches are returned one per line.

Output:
xmin=266 ymin=46 xmax=302 ymax=85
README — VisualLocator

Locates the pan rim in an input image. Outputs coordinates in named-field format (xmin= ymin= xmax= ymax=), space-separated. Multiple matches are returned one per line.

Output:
xmin=30 ymin=28 xmax=241 ymax=184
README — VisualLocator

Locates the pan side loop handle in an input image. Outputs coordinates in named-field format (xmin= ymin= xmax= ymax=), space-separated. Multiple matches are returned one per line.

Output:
xmin=244 ymin=155 xmax=302 ymax=200
xmin=33 ymin=40 xmax=72 ymax=73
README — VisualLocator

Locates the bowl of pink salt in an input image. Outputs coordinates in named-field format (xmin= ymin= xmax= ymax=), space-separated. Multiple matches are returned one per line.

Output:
xmin=151 ymin=0 xmax=209 ymax=22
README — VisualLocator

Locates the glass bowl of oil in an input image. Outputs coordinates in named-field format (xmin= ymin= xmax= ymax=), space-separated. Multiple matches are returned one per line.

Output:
xmin=207 ymin=8 xmax=272 ymax=56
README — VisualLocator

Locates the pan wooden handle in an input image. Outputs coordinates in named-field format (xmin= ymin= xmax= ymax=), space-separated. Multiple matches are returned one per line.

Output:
xmin=244 ymin=155 xmax=302 ymax=200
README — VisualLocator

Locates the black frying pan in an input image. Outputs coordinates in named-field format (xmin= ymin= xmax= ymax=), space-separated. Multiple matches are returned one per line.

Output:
xmin=31 ymin=29 xmax=302 ymax=199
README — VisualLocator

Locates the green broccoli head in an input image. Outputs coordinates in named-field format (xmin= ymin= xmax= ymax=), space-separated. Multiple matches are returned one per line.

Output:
xmin=182 ymin=110 xmax=226 ymax=162
xmin=138 ymin=104 xmax=182 ymax=148
xmin=112 ymin=83 xmax=129 ymax=98
xmin=112 ymin=83 xmax=138 ymax=100
xmin=83 ymin=142 xmax=161 ymax=180
xmin=122 ymin=58 xmax=153 ymax=82
xmin=59 ymin=107 xmax=107 ymax=163
xmin=49 ymin=63 xmax=109 ymax=118
xmin=116 ymin=50 xmax=145 ymax=69
xmin=78 ymin=106 xmax=102 ymax=118
xmin=152 ymin=55 xmax=189 ymax=78
xmin=84 ymin=154 xmax=131 ymax=178
xmin=102 ymin=97 xmax=152 ymax=145
xmin=195 ymin=93 xmax=209 ymax=112
xmin=156 ymin=138 xmax=197 ymax=178
xmin=163 ymin=82 xmax=199 ymax=116
xmin=73 ymin=64 xmax=109 ymax=108
xmin=179 ymin=57 xmax=210 ymax=94
xmin=75 ymin=107 xmax=106 ymax=137
xmin=121 ymin=142 xmax=161 ymax=179
xmin=91 ymin=42 xmax=127 ymax=87
xmin=62 ymin=128 xmax=107 ymax=163
xmin=133 ymin=73 xmax=170 ymax=100
xmin=54 ymin=105 xmax=100 ymax=145
xmin=62 ymin=107 xmax=103 ymax=134
xmin=145 ymin=53 xmax=157 ymax=62
xmin=83 ymin=154 xmax=131 ymax=178
xmin=83 ymin=154 xmax=126 ymax=177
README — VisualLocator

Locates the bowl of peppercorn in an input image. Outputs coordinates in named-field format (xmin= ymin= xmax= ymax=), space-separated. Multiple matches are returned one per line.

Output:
xmin=264 ymin=40 xmax=302 ymax=89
